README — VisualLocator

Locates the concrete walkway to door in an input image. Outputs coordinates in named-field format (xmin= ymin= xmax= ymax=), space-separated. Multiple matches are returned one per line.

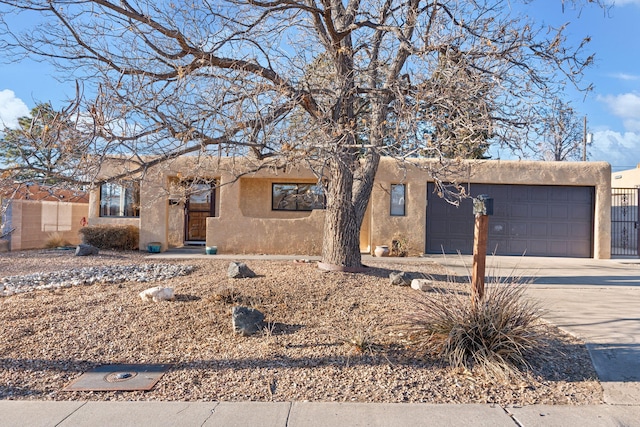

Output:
xmin=424 ymin=254 xmax=640 ymax=405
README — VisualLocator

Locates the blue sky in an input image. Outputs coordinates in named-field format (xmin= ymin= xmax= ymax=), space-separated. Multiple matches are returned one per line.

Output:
xmin=1 ymin=1 xmax=639 ymax=171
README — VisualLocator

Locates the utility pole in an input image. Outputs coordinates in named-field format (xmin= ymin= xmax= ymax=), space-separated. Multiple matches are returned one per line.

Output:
xmin=583 ymin=115 xmax=587 ymax=162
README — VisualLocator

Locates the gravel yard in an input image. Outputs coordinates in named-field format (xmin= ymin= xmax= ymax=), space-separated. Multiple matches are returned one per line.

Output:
xmin=0 ymin=249 xmax=602 ymax=404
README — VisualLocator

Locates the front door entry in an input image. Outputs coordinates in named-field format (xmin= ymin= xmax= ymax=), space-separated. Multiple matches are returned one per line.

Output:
xmin=185 ymin=182 xmax=215 ymax=243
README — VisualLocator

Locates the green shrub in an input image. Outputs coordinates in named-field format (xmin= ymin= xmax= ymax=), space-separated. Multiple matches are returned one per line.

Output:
xmin=402 ymin=282 xmax=547 ymax=379
xmin=79 ymin=225 xmax=139 ymax=250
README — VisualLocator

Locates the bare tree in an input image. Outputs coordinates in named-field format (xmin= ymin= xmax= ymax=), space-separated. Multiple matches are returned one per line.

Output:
xmin=0 ymin=0 xmax=600 ymax=267
xmin=533 ymin=98 xmax=585 ymax=161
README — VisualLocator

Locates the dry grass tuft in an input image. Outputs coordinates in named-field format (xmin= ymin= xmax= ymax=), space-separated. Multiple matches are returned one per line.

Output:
xmin=401 ymin=280 xmax=547 ymax=380
xmin=44 ymin=232 xmax=71 ymax=249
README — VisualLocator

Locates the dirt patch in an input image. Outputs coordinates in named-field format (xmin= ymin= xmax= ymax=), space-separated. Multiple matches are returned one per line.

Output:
xmin=0 ymin=250 xmax=602 ymax=404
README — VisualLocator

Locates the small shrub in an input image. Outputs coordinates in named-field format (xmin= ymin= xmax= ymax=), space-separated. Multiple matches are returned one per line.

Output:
xmin=44 ymin=232 xmax=71 ymax=248
xmin=79 ymin=224 xmax=139 ymax=250
xmin=401 ymin=282 xmax=547 ymax=379
xmin=391 ymin=236 xmax=409 ymax=257
xmin=338 ymin=322 xmax=380 ymax=354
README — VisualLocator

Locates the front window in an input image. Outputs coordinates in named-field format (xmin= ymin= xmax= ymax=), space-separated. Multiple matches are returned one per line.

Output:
xmin=390 ymin=184 xmax=406 ymax=216
xmin=99 ymin=181 xmax=140 ymax=217
xmin=272 ymin=183 xmax=325 ymax=211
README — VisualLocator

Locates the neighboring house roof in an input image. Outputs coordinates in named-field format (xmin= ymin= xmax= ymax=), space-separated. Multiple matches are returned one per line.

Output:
xmin=1 ymin=183 xmax=89 ymax=203
xmin=612 ymin=163 xmax=640 ymax=188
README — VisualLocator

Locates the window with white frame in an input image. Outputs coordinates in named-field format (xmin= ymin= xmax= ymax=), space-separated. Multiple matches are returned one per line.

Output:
xmin=390 ymin=184 xmax=406 ymax=216
xmin=99 ymin=181 xmax=140 ymax=217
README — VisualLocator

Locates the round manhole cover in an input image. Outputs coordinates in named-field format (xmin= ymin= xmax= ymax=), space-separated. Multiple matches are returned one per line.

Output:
xmin=105 ymin=371 xmax=138 ymax=383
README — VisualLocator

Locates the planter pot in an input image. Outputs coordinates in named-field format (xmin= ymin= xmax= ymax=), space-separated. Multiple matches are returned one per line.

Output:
xmin=374 ymin=245 xmax=390 ymax=257
xmin=147 ymin=242 xmax=162 ymax=253
xmin=206 ymin=246 xmax=218 ymax=255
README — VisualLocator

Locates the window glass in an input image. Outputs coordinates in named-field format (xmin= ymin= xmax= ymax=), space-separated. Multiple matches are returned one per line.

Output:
xmin=272 ymin=183 xmax=325 ymax=211
xmin=390 ymin=184 xmax=406 ymax=216
xmin=99 ymin=181 xmax=140 ymax=217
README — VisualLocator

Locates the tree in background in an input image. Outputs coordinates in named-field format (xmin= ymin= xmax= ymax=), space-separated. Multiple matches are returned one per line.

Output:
xmin=0 ymin=102 xmax=92 ymax=185
xmin=536 ymin=99 xmax=585 ymax=161
xmin=0 ymin=0 xmax=600 ymax=267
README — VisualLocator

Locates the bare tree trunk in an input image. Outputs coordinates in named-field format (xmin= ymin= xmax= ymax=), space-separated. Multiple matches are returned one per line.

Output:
xmin=321 ymin=153 xmax=362 ymax=269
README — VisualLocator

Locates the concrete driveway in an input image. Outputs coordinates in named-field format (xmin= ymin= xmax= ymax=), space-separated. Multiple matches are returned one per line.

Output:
xmin=426 ymin=254 xmax=640 ymax=405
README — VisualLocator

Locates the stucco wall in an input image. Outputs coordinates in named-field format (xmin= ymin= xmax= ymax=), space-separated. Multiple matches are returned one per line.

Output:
xmin=207 ymin=171 xmax=324 ymax=255
xmin=5 ymin=199 xmax=88 ymax=250
xmin=369 ymin=158 xmax=611 ymax=259
xmin=88 ymin=156 xmax=611 ymax=258
xmin=612 ymin=165 xmax=640 ymax=189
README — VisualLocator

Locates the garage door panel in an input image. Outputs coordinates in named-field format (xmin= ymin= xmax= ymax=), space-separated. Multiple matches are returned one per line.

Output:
xmin=508 ymin=239 xmax=531 ymax=254
xmin=571 ymin=208 xmax=591 ymax=220
xmin=549 ymin=241 xmax=569 ymax=256
xmin=549 ymin=205 xmax=569 ymax=219
xmin=530 ymin=205 xmax=548 ymax=218
xmin=529 ymin=187 xmax=550 ymax=201
xmin=510 ymin=205 xmax=529 ymax=217
xmin=510 ymin=222 xmax=528 ymax=236
xmin=530 ymin=223 xmax=547 ymax=236
xmin=569 ymin=242 xmax=590 ymax=257
xmin=571 ymin=223 xmax=592 ymax=238
xmin=550 ymin=188 xmax=570 ymax=201
xmin=550 ymin=223 xmax=569 ymax=237
xmin=426 ymin=184 xmax=594 ymax=257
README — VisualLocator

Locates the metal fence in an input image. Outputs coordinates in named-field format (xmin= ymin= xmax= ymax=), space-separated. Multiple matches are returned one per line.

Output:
xmin=611 ymin=188 xmax=639 ymax=257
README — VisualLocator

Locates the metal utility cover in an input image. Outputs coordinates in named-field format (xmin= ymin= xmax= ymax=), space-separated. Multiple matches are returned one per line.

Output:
xmin=62 ymin=364 xmax=171 ymax=392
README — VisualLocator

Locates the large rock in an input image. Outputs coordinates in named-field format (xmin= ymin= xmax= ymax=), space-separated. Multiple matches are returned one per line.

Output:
xmin=389 ymin=271 xmax=411 ymax=286
xmin=139 ymin=286 xmax=175 ymax=302
xmin=232 ymin=306 xmax=265 ymax=336
xmin=227 ymin=262 xmax=256 ymax=279
xmin=75 ymin=243 xmax=99 ymax=256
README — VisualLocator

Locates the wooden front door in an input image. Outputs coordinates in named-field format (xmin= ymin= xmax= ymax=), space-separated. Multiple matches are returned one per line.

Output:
xmin=185 ymin=183 xmax=215 ymax=243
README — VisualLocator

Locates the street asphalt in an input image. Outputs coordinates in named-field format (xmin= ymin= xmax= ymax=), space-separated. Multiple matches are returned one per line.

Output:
xmin=1 ymin=253 xmax=639 ymax=426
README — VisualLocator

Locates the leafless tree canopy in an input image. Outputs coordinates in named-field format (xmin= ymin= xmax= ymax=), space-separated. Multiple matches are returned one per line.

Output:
xmin=535 ymin=99 xmax=585 ymax=161
xmin=0 ymin=0 xmax=601 ymax=266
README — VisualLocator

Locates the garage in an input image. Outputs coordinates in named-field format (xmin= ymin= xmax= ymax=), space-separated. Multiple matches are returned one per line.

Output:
xmin=426 ymin=183 xmax=595 ymax=257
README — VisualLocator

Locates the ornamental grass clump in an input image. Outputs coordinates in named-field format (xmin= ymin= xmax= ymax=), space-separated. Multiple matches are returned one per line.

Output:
xmin=403 ymin=281 xmax=547 ymax=380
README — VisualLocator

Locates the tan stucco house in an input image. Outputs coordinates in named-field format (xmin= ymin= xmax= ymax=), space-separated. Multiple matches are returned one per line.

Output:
xmin=612 ymin=163 xmax=640 ymax=189
xmin=88 ymin=156 xmax=612 ymax=259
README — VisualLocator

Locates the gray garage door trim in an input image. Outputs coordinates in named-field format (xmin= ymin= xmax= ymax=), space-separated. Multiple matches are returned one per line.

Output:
xmin=426 ymin=183 xmax=595 ymax=258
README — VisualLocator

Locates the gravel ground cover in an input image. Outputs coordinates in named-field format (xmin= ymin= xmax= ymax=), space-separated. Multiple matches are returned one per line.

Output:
xmin=0 ymin=249 xmax=602 ymax=404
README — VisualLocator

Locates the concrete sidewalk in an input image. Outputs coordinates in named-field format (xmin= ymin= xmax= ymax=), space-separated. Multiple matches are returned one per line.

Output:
xmin=2 ymin=254 xmax=640 ymax=426
xmin=1 ymin=400 xmax=640 ymax=427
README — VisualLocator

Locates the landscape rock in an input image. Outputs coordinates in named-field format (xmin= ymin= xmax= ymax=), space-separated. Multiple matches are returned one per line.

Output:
xmin=389 ymin=271 xmax=411 ymax=286
xmin=75 ymin=244 xmax=99 ymax=256
xmin=232 ymin=306 xmax=265 ymax=336
xmin=139 ymin=286 xmax=175 ymax=302
xmin=411 ymin=279 xmax=433 ymax=291
xmin=227 ymin=261 xmax=256 ymax=279
xmin=0 ymin=263 xmax=195 ymax=297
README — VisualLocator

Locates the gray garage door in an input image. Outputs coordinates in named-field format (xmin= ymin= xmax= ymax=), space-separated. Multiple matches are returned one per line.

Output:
xmin=426 ymin=183 xmax=594 ymax=257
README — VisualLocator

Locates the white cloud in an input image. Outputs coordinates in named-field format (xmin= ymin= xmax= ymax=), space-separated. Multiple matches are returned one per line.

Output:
xmin=610 ymin=73 xmax=640 ymax=81
xmin=588 ymin=129 xmax=640 ymax=169
xmin=0 ymin=89 xmax=29 ymax=129
xmin=598 ymin=92 xmax=640 ymax=130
